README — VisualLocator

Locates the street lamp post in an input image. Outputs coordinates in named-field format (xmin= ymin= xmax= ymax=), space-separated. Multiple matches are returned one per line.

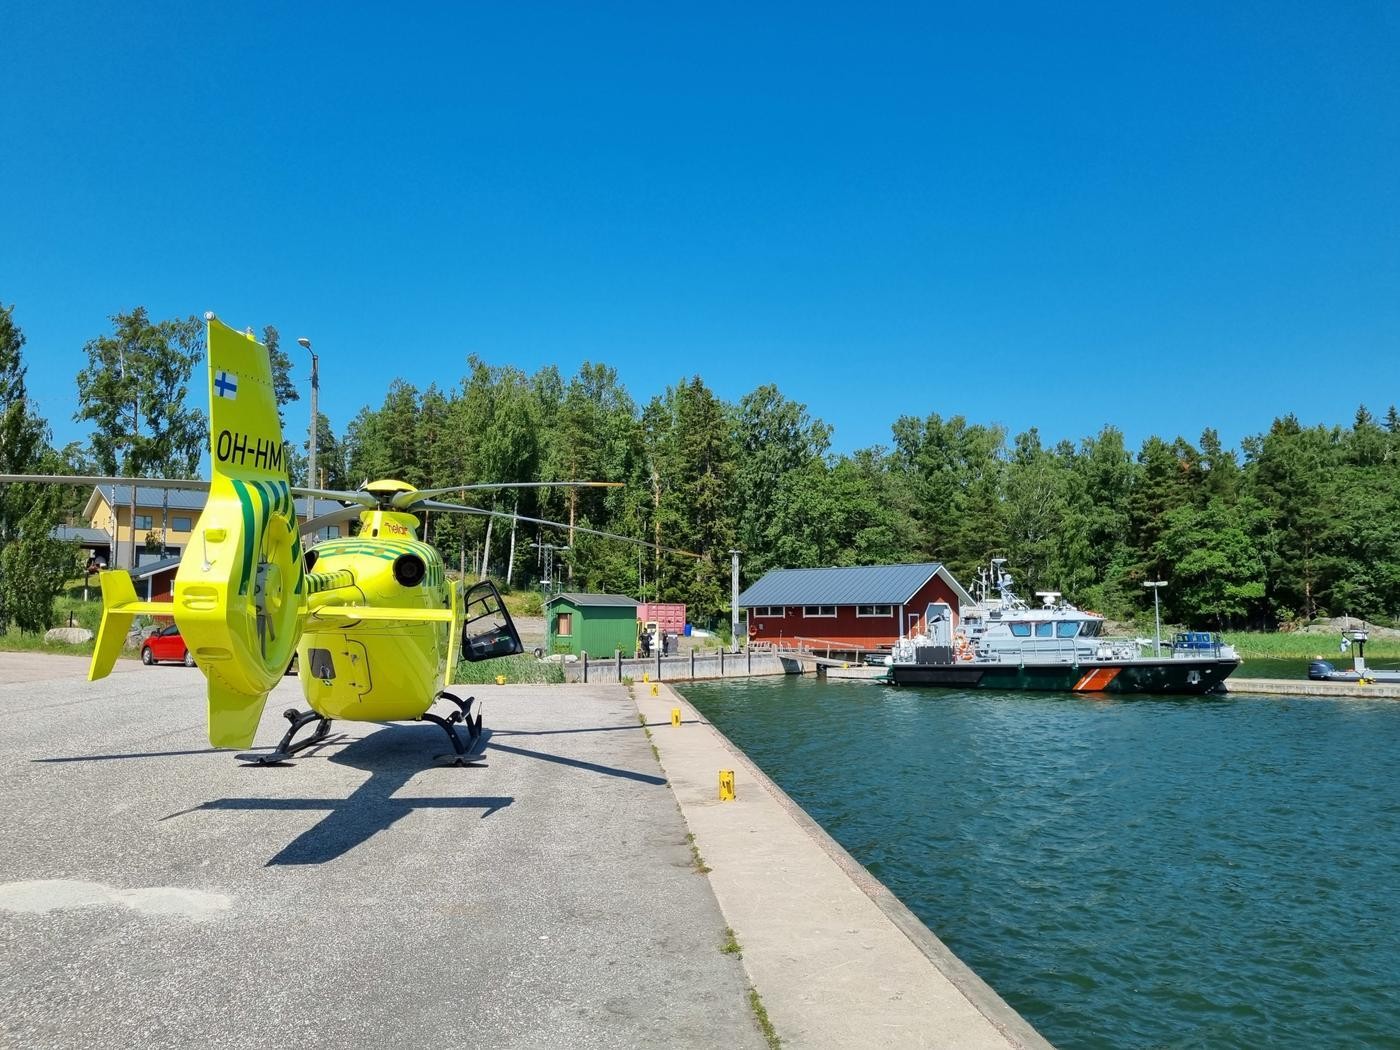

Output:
xmin=117 ymin=344 xmax=140 ymax=568
xmin=297 ymin=337 xmax=318 ymax=525
xmin=1143 ymin=580 xmax=1167 ymax=656
xmin=729 ymin=549 xmax=741 ymax=653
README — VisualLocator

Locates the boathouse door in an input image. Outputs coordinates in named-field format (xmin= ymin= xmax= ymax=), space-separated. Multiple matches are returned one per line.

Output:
xmin=924 ymin=603 xmax=953 ymax=647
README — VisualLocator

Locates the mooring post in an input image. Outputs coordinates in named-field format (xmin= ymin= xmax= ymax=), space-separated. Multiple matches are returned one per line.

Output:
xmin=747 ymin=647 xmax=752 ymax=673
xmin=656 ymin=648 xmax=662 ymax=682
xmin=690 ymin=650 xmax=696 ymax=679
xmin=582 ymin=651 xmax=588 ymax=683
xmin=616 ymin=648 xmax=622 ymax=680
xmin=720 ymin=648 xmax=726 ymax=676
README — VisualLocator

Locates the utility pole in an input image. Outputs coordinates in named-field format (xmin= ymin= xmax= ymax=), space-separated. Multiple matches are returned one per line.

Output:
xmin=297 ymin=336 xmax=318 ymax=525
xmin=117 ymin=343 xmax=140 ymax=568
xmin=730 ymin=549 xmax=741 ymax=652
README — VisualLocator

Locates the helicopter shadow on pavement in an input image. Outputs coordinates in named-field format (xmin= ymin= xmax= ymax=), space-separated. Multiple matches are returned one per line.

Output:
xmin=188 ymin=726 xmax=514 ymax=866
xmin=186 ymin=720 xmax=667 ymax=866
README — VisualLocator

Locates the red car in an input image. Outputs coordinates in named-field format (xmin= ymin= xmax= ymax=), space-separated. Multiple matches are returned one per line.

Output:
xmin=141 ymin=623 xmax=195 ymax=667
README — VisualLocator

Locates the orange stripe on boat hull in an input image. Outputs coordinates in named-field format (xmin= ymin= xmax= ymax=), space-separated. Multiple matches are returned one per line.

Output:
xmin=1073 ymin=667 xmax=1121 ymax=691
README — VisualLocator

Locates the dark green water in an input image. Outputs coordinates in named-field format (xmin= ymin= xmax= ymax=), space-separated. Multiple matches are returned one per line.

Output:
xmin=678 ymin=677 xmax=1400 ymax=1050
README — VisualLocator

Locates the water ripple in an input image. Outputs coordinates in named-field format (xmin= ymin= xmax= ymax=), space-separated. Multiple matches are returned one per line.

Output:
xmin=679 ymin=678 xmax=1400 ymax=1050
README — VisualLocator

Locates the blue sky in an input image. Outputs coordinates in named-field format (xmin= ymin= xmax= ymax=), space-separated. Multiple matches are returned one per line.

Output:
xmin=3 ymin=2 xmax=1397 ymax=461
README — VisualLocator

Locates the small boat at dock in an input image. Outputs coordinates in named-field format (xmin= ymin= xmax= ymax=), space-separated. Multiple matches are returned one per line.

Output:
xmin=886 ymin=560 xmax=1240 ymax=694
xmin=1308 ymin=628 xmax=1400 ymax=684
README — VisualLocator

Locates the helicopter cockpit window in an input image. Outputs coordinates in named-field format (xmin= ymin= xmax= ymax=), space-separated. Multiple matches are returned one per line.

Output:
xmin=460 ymin=580 xmax=524 ymax=662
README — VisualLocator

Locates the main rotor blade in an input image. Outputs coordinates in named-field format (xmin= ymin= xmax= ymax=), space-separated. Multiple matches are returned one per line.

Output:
xmin=415 ymin=500 xmax=704 ymax=558
xmin=290 ymin=486 xmax=379 ymax=507
xmin=391 ymin=480 xmax=623 ymax=510
xmin=0 ymin=474 xmax=211 ymax=491
xmin=299 ymin=505 xmax=364 ymax=537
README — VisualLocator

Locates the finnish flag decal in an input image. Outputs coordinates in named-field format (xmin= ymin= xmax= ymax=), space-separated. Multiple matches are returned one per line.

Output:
xmin=214 ymin=371 xmax=238 ymax=399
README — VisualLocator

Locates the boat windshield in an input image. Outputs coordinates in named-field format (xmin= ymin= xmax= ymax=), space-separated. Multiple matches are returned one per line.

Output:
xmin=1035 ymin=622 xmax=1053 ymax=637
xmin=1056 ymin=621 xmax=1079 ymax=638
xmin=1080 ymin=621 xmax=1102 ymax=637
xmin=1010 ymin=623 xmax=1031 ymax=637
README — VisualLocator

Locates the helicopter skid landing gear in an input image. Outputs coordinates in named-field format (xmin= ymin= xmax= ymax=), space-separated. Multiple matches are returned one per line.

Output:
xmin=235 ymin=708 xmax=333 ymax=765
xmin=423 ymin=691 xmax=485 ymax=766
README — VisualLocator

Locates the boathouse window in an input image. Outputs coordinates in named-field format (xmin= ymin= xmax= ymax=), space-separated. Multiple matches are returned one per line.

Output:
xmin=556 ymin=613 xmax=573 ymax=637
xmin=856 ymin=605 xmax=893 ymax=617
xmin=1056 ymin=621 xmax=1079 ymax=638
xmin=171 ymin=516 xmax=193 ymax=532
xmin=1010 ymin=623 xmax=1031 ymax=637
xmin=752 ymin=606 xmax=784 ymax=617
xmin=1035 ymin=622 xmax=1053 ymax=637
xmin=803 ymin=605 xmax=837 ymax=617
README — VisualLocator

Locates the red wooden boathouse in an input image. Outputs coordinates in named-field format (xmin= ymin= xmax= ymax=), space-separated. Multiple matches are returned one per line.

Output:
xmin=738 ymin=562 xmax=972 ymax=652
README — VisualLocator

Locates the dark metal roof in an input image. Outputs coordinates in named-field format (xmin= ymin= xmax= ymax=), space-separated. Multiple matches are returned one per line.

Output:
xmin=49 ymin=524 xmax=111 ymax=545
xmin=91 ymin=485 xmax=210 ymax=510
xmin=738 ymin=563 xmax=967 ymax=607
xmin=545 ymin=592 xmax=639 ymax=609
xmin=131 ymin=556 xmax=181 ymax=580
xmin=86 ymin=486 xmax=345 ymax=517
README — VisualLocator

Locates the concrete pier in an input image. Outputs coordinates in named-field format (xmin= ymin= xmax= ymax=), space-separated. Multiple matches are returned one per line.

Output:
xmin=1225 ymin=676 xmax=1400 ymax=699
xmin=638 ymin=681 xmax=1052 ymax=1050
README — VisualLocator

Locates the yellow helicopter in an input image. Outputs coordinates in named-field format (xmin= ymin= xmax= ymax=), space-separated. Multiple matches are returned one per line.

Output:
xmin=3 ymin=315 xmax=696 ymax=765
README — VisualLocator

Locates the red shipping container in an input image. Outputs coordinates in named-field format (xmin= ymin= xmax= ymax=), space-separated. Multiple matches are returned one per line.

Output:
xmin=637 ymin=602 xmax=687 ymax=634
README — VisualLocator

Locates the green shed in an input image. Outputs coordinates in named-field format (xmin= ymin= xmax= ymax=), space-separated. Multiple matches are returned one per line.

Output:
xmin=544 ymin=592 xmax=640 ymax=657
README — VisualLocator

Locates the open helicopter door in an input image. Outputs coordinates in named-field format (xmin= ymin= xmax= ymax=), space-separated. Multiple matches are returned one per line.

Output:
xmin=459 ymin=581 xmax=524 ymax=662
xmin=173 ymin=317 xmax=305 ymax=748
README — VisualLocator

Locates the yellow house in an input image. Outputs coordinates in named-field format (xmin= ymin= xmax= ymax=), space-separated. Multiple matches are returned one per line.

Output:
xmin=82 ymin=485 xmax=346 ymax=569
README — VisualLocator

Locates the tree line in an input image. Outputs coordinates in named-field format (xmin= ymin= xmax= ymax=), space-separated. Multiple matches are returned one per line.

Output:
xmin=3 ymin=300 xmax=1398 ymax=631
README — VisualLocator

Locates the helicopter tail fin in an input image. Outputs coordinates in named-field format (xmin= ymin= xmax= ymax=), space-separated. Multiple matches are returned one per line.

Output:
xmin=89 ymin=570 xmax=175 ymax=681
xmin=172 ymin=317 xmax=304 ymax=749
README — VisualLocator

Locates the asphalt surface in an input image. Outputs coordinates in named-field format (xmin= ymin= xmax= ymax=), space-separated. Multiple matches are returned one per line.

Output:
xmin=0 ymin=656 xmax=763 ymax=1049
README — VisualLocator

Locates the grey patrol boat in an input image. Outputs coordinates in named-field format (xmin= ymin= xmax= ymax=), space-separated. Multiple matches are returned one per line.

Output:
xmin=886 ymin=560 xmax=1241 ymax=694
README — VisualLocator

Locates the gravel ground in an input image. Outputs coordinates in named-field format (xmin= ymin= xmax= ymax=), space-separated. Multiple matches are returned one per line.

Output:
xmin=0 ymin=657 xmax=763 ymax=1050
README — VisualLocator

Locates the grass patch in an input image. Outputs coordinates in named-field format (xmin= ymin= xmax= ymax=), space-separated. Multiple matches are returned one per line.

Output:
xmin=1223 ymin=631 xmax=1400 ymax=660
xmin=501 ymin=589 xmax=544 ymax=617
xmin=454 ymin=654 xmax=564 ymax=684
xmin=721 ymin=926 xmax=741 ymax=955
xmin=686 ymin=832 xmax=711 ymax=874
xmin=0 ymin=628 xmax=95 ymax=656
xmin=636 ymin=711 xmax=662 ymax=764
xmin=748 ymin=988 xmax=781 ymax=1049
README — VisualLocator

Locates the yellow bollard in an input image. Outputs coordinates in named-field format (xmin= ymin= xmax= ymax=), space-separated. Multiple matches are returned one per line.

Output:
xmin=842 ymin=662 xmax=849 ymax=669
xmin=671 ymin=707 xmax=681 ymax=727
xmin=650 ymin=683 xmax=659 ymax=697
xmin=495 ymin=674 xmax=506 ymax=685
xmin=642 ymin=672 xmax=650 ymax=683
xmin=719 ymin=770 xmax=736 ymax=801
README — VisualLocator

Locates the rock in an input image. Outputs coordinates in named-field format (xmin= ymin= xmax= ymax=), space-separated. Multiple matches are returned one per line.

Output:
xmin=1297 ymin=617 xmax=1400 ymax=638
xmin=45 ymin=626 xmax=94 ymax=645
